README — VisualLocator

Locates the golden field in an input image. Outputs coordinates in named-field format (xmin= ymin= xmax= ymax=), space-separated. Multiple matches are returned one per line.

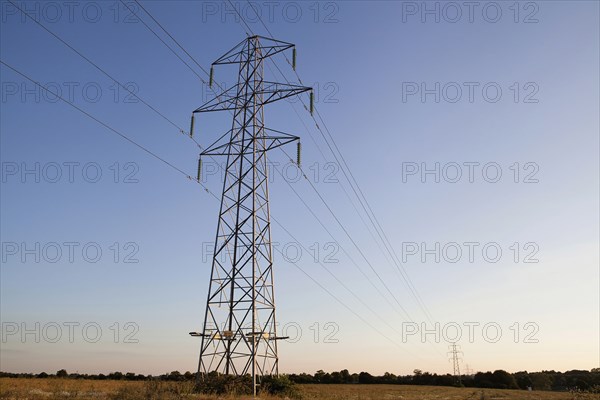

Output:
xmin=0 ymin=378 xmax=595 ymax=400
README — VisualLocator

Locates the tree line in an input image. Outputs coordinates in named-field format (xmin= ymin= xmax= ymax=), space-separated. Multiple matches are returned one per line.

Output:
xmin=1 ymin=368 xmax=598 ymax=392
xmin=287 ymin=368 xmax=600 ymax=392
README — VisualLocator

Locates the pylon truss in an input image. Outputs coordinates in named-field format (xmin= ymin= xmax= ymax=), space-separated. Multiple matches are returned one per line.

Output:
xmin=201 ymin=127 xmax=298 ymax=156
xmin=194 ymin=82 xmax=310 ymax=113
xmin=191 ymin=35 xmax=311 ymax=393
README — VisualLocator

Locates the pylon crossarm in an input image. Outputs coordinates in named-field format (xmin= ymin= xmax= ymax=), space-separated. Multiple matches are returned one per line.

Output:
xmin=259 ymin=81 xmax=311 ymax=104
xmin=211 ymin=37 xmax=248 ymax=65
xmin=201 ymin=137 xmax=297 ymax=157
xmin=199 ymin=128 xmax=235 ymax=155
xmin=195 ymin=81 xmax=311 ymax=113
xmin=213 ymin=35 xmax=294 ymax=65
xmin=264 ymin=136 xmax=299 ymax=151
xmin=200 ymin=126 xmax=298 ymax=157
xmin=194 ymin=85 xmax=239 ymax=113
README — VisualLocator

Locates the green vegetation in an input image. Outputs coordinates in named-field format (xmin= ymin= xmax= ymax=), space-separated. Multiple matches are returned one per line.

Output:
xmin=194 ymin=373 xmax=252 ymax=396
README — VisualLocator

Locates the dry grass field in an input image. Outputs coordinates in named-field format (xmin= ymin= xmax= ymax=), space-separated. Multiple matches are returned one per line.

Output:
xmin=0 ymin=378 xmax=596 ymax=400
xmin=300 ymin=384 xmax=595 ymax=400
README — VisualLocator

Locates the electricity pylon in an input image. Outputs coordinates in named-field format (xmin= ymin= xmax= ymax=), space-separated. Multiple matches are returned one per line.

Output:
xmin=189 ymin=36 xmax=312 ymax=395
xmin=448 ymin=342 xmax=463 ymax=385
xmin=464 ymin=364 xmax=473 ymax=377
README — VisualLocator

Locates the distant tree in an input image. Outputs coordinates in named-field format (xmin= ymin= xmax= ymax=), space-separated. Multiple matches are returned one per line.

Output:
xmin=289 ymin=373 xmax=314 ymax=384
xmin=330 ymin=371 xmax=343 ymax=384
xmin=167 ymin=371 xmax=183 ymax=381
xmin=108 ymin=371 xmax=123 ymax=380
xmin=474 ymin=372 xmax=494 ymax=388
xmin=576 ymin=378 xmax=590 ymax=390
xmin=382 ymin=372 xmax=396 ymax=384
xmin=358 ymin=372 xmax=375 ymax=384
xmin=37 ymin=372 xmax=48 ymax=378
xmin=552 ymin=373 xmax=568 ymax=390
xmin=56 ymin=369 xmax=67 ymax=378
xmin=421 ymin=372 xmax=435 ymax=386
xmin=513 ymin=371 xmax=532 ymax=389
xmin=435 ymin=374 xmax=455 ymax=386
xmin=530 ymin=373 xmax=552 ymax=391
xmin=340 ymin=369 xmax=351 ymax=384
xmin=491 ymin=370 xmax=518 ymax=389
xmin=412 ymin=370 xmax=424 ymax=385
xmin=314 ymin=370 xmax=326 ymax=383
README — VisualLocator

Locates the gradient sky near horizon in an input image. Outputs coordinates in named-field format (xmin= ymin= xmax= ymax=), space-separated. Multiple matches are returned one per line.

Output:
xmin=1 ymin=0 xmax=598 ymax=376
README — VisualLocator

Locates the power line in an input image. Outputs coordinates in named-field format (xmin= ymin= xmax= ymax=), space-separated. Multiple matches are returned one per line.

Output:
xmin=5 ymin=0 xmax=202 ymax=149
xmin=0 ymin=60 xmax=192 ymax=180
xmin=240 ymin=0 xmax=435 ymax=324
xmin=269 ymin=210 xmax=421 ymax=358
xmin=118 ymin=0 xmax=207 ymax=83
xmin=272 ymin=243 xmax=417 ymax=356
xmin=119 ymin=1 xmax=234 ymax=123
xmin=271 ymin=161 xmax=411 ymax=320
xmin=259 ymin=61 xmax=411 ymax=306
xmin=277 ymin=150 xmax=413 ymax=320
xmin=314 ymin=103 xmax=436 ymax=323
xmin=226 ymin=0 xmax=254 ymax=35
xmin=131 ymin=0 xmax=212 ymax=78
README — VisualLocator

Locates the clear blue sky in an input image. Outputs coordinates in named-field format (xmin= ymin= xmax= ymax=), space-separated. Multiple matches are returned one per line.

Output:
xmin=1 ymin=1 xmax=598 ymax=376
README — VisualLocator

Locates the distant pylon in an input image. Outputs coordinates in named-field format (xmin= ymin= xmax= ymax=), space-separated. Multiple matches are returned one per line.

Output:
xmin=464 ymin=364 xmax=473 ymax=377
xmin=448 ymin=342 xmax=463 ymax=385
xmin=190 ymin=36 xmax=312 ymax=396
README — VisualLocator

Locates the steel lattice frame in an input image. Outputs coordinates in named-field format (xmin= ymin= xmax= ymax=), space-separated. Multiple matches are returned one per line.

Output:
xmin=448 ymin=343 xmax=463 ymax=385
xmin=191 ymin=36 xmax=311 ymax=393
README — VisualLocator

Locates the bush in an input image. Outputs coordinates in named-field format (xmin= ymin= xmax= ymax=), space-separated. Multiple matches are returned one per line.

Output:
xmin=194 ymin=373 xmax=302 ymax=398
xmin=194 ymin=372 xmax=253 ymax=395
xmin=260 ymin=375 xmax=302 ymax=399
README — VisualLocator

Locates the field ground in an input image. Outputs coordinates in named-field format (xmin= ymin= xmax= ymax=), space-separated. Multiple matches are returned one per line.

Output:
xmin=0 ymin=378 xmax=596 ymax=400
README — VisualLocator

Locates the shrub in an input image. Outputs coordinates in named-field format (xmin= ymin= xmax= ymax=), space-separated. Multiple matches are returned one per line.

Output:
xmin=194 ymin=372 xmax=253 ymax=395
xmin=194 ymin=373 xmax=302 ymax=398
xmin=260 ymin=375 xmax=302 ymax=399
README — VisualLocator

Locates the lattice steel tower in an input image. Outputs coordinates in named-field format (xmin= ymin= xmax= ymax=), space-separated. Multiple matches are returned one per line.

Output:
xmin=189 ymin=36 xmax=311 ymax=393
xmin=448 ymin=342 xmax=463 ymax=385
